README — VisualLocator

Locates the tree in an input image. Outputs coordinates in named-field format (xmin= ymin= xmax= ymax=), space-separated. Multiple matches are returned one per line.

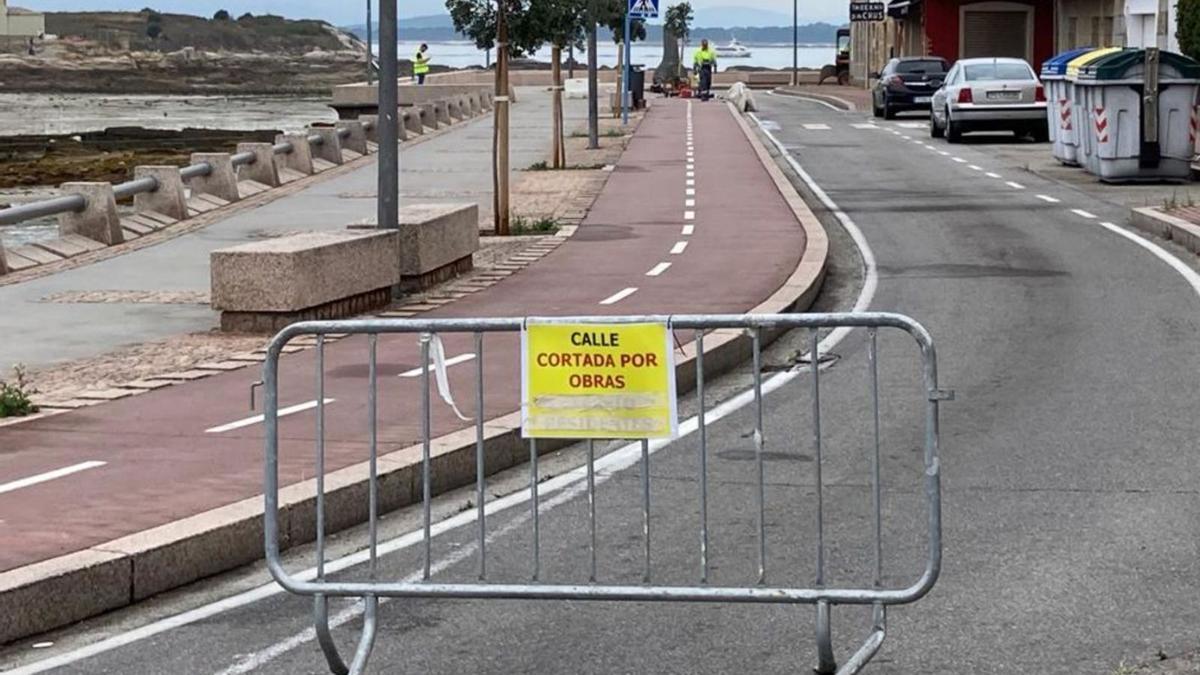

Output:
xmin=445 ymin=0 xmax=548 ymax=58
xmin=238 ymin=12 xmax=254 ymax=21
xmin=663 ymin=2 xmax=693 ymax=80
xmin=213 ymin=9 xmax=231 ymax=20
xmin=535 ymin=0 xmax=588 ymax=167
xmin=146 ymin=12 xmax=162 ymax=39
xmin=1180 ymin=0 xmax=1200 ymax=60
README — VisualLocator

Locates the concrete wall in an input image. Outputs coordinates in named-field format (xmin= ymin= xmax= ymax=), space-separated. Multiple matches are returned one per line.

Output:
xmin=1058 ymin=0 xmax=1125 ymax=50
xmin=1123 ymin=0 xmax=1176 ymax=51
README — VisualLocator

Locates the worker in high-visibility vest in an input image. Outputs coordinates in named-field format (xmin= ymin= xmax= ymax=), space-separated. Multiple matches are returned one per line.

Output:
xmin=414 ymin=43 xmax=431 ymax=85
xmin=693 ymin=39 xmax=718 ymax=100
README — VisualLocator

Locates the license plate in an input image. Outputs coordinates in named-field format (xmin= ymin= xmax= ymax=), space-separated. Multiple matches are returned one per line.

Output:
xmin=986 ymin=90 xmax=1021 ymax=101
xmin=914 ymin=96 xmax=931 ymax=104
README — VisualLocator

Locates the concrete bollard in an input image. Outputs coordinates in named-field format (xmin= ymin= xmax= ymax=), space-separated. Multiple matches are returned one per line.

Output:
xmin=58 ymin=182 xmax=124 ymax=245
xmin=358 ymin=114 xmax=380 ymax=143
xmin=418 ymin=104 xmax=439 ymax=131
xmin=466 ymin=93 xmax=482 ymax=115
xmin=401 ymin=109 xmax=422 ymax=136
xmin=275 ymin=133 xmax=315 ymax=175
xmin=434 ymin=100 xmax=453 ymax=126
xmin=187 ymin=153 xmax=240 ymax=203
xmin=235 ymin=142 xmax=281 ymax=187
xmin=336 ymin=120 xmax=369 ymax=155
xmin=310 ymin=127 xmax=344 ymax=165
xmin=446 ymin=98 xmax=465 ymax=121
xmin=133 ymin=166 xmax=189 ymax=220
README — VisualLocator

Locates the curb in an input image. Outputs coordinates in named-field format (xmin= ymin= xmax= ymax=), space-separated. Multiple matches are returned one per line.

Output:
xmin=1130 ymin=206 xmax=1200 ymax=255
xmin=0 ymin=101 xmax=830 ymax=646
xmin=771 ymin=87 xmax=858 ymax=112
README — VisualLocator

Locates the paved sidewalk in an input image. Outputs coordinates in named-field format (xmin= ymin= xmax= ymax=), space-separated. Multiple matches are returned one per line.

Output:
xmin=0 ymin=87 xmax=585 ymax=371
xmin=0 ymin=98 xmax=808 ymax=577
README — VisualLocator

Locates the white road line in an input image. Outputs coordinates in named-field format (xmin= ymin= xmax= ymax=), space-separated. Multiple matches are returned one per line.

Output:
xmin=686 ymin=179 xmax=695 ymax=186
xmin=985 ymin=172 xmax=1001 ymax=178
xmin=899 ymin=121 xmax=928 ymax=129
xmin=670 ymin=241 xmax=688 ymax=254
xmin=766 ymin=90 xmax=843 ymax=110
xmin=0 ymin=461 xmax=106 ymax=496
xmin=646 ymin=262 xmax=671 ymax=276
xmin=599 ymin=287 xmax=638 ymax=304
xmin=802 ymin=123 xmax=832 ymax=130
xmin=968 ymin=165 xmax=983 ymax=171
xmin=1096 ymin=222 xmax=1200 ymax=296
xmin=684 ymin=210 xmax=695 ymax=220
xmin=685 ymin=198 xmax=695 ymax=207
xmin=938 ymin=150 xmax=951 ymax=156
xmin=1036 ymin=194 xmax=1061 ymax=203
xmin=681 ymin=224 xmax=695 ymax=235
xmin=1005 ymin=181 xmax=1025 ymax=189
xmin=204 ymin=399 xmax=334 ymax=434
xmin=952 ymin=157 xmax=967 ymax=163
xmin=399 ymin=353 xmax=477 ymax=378
xmin=851 ymin=123 xmax=880 ymax=129
xmin=1071 ymin=209 xmax=1097 ymax=219
xmin=9 ymin=115 xmax=882 ymax=675
xmin=686 ymin=188 xmax=695 ymax=196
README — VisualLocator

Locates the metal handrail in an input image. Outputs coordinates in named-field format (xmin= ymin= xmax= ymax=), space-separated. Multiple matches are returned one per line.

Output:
xmin=0 ymin=118 xmax=376 ymax=229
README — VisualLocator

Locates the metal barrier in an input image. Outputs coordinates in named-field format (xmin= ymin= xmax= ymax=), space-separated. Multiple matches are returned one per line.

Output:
xmin=263 ymin=313 xmax=945 ymax=674
xmin=0 ymin=122 xmax=373 ymax=227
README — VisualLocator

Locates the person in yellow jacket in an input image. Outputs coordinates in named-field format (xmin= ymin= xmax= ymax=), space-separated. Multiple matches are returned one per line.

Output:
xmin=414 ymin=43 xmax=431 ymax=84
xmin=693 ymin=39 xmax=718 ymax=100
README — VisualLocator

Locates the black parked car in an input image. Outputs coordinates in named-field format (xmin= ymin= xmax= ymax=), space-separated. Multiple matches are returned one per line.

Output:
xmin=871 ymin=57 xmax=950 ymax=119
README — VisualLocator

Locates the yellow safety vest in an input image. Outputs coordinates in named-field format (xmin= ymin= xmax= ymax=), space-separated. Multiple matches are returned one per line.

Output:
xmin=414 ymin=50 xmax=430 ymax=75
xmin=693 ymin=47 xmax=716 ymax=67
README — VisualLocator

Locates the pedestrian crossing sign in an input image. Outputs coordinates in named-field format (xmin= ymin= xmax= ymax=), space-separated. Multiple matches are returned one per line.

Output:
xmin=629 ymin=0 xmax=658 ymax=18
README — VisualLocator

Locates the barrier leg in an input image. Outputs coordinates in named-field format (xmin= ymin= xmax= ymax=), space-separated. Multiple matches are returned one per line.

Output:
xmin=315 ymin=594 xmax=379 ymax=675
xmin=814 ymin=600 xmax=837 ymax=674
xmin=836 ymin=604 xmax=886 ymax=675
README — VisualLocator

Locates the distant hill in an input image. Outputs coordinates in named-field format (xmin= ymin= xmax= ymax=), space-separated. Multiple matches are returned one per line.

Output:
xmin=47 ymin=11 xmax=363 ymax=53
xmin=346 ymin=15 xmax=840 ymax=45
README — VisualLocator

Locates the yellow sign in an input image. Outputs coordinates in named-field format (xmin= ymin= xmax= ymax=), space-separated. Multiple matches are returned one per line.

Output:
xmin=522 ymin=321 xmax=678 ymax=439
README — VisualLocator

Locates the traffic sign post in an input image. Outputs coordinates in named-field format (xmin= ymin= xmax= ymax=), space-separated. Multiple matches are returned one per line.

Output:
xmin=625 ymin=0 xmax=659 ymax=125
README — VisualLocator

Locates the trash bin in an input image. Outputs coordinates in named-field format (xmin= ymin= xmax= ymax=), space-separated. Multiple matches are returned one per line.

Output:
xmin=1041 ymin=47 xmax=1095 ymax=165
xmin=630 ymin=65 xmax=646 ymax=109
xmin=1065 ymin=47 xmax=1123 ymax=170
xmin=1075 ymin=49 xmax=1200 ymax=181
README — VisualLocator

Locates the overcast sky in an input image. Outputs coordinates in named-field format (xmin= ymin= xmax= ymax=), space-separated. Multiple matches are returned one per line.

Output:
xmin=20 ymin=0 xmax=847 ymax=27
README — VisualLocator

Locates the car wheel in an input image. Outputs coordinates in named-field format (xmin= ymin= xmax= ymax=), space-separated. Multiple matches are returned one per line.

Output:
xmin=872 ymin=98 xmax=883 ymax=118
xmin=930 ymin=111 xmax=944 ymax=138
xmin=883 ymin=101 xmax=896 ymax=120
xmin=946 ymin=109 xmax=962 ymax=143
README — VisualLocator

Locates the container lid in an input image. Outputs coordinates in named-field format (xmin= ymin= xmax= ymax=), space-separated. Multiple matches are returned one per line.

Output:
xmin=1076 ymin=48 xmax=1200 ymax=81
xmin=1041 ymin=47 xmax=1095 ymax=76
xmin=1065 ymin=47 xmax=1123 ymax=80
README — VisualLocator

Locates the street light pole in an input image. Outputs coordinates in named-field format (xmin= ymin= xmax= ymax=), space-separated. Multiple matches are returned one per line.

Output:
xmin=366 ymin=0 xmax=374 ymax=85
xmin=379 ymin=0 xmax=398 ymax=232
xmin=792 ymin=0 xmax=798 ymax=86
xmin=587 ymin=1 xmax=599 ymax=149
xmin=622 ymin=10 xmax=631 ymax=125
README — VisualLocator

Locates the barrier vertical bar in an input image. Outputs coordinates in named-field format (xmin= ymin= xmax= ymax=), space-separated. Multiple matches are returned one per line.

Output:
xmin=476 ymin=332 xmax=487 ymax=580
xmin=587 ymin=438 xmax=597 ymax=582
xmin=641 ymin=438 xmax=651 ymax=582
xmin=811 ymin=329 xmax=825 ymax=584
xmin=696 ymin=331 xmax=709 ymax=584
xmin=421 ymin=334 xmax=432 ymax=580
xmin=531 ymin=437 xmax=540 ymax=581
xmin=752 ymin=329 xmax=766 ymax=584
xmin=868 ymin=328 xmax=882 ymax=587
xmin=316 ymin=335 xmax=327 ymax=578
xmin=369 ymin=335 xmax=379 ymax=578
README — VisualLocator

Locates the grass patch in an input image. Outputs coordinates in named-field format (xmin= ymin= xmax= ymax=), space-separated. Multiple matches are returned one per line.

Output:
xmin=527 ymin=161 xmax=609 ymax=171
xmin=0 ymin=365 xmax=39 ymax=418
xmin=568 ymin=128 xmax=627 ymax=138
xmin=510 ymin=216 xmax=561 ymax=235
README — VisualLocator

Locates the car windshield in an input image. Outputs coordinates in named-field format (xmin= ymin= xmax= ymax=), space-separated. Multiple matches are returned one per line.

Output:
xmin=896 ymin=60 xmax=946 ymax=74
xmin=963 ymin=62 xmax=1033 ymax=81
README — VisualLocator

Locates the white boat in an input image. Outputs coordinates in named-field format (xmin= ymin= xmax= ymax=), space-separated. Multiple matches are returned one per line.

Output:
xmin=714 ymin=39 xmax=752 ymax=58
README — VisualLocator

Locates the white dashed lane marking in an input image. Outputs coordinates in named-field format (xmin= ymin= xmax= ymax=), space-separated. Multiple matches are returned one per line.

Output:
xmin=646 ymin=262 xmax=671 ymax=276
xmin=802 ymin=123 xmax=832 ymax=130
xmin=670 ymin=241 xmax=688 ymax=254
xmin=206 ymin=399 xmax=334 ymax=434
xmin=1036 ymin=194 xmax=1061 ymax=203
xmin=1071 ymin=209 xmax=1097 ymax=219
xmin=600 ymin=287 xmax=638 ymax=305
xmin=0 ymin=461 xmax=107 ymax=496
xmin=952 ymin=157 xmax=967 ymax=163
xmin=682 ymin=225 xmax=694 ymax=235
xmin=985 ymin=172 xmax=1001 ymax=178
xmin=1006 ymin=181 xmax=1025 ymax=189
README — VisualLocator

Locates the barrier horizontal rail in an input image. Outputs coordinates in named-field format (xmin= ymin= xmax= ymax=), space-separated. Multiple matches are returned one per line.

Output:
xmin=263 ymin=312 xmax=946 ymax=675
xmin=0 ymin=119 xmax=375 ymax=228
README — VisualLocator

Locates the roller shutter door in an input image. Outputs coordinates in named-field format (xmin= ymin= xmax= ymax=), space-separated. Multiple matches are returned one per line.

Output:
xmin=962 ymin=10 xmax=1028 ymax=59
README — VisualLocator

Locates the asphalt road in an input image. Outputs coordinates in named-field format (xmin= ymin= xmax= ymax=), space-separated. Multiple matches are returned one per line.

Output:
xmin=7 ymin=96 xmax=1200 ymax=674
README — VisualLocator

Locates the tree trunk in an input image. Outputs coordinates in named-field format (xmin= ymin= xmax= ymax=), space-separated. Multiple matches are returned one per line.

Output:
xmin=656 ymin=28 xmax=679 ymax=86
xmin=615 ymin=41 xmax=623 ymax=119
xmin=551 ymin=45 xmax=565 ymax=168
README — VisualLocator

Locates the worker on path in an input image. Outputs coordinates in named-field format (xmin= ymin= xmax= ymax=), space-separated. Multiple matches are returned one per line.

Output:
xmin=693 ymin=39 xmax=717 ymax=100
xmin=414 ymin=43 xmax=431 ymax=85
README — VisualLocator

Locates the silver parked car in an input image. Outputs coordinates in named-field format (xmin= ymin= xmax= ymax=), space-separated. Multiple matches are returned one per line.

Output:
xmin=930 ymin=57 xmax=1049 ymax=143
